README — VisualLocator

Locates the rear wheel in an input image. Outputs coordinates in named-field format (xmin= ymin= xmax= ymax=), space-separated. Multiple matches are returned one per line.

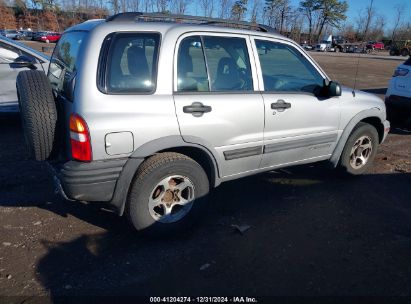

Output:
xmin=401 ymin=49 xmax=409 ymax=57
xmin=126 ymin=152 xmax=209 ymax=235
xmin=338 ymin=123 xmax=379 ymax=175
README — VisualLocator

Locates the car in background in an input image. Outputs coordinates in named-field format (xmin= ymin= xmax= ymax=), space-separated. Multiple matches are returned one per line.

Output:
xmin=300 ymin=43 xmax=313 ymax=51
xmin=385 ymin=57 xmax=411 ymax=125
xmin=15 ymin=30 xmax=36 ymax=41
xmin=33 ymin=31 xmax=61 ymax=43
xmin=0 ymin=35 xmax=49 ymax=112
xmin=0 ymin=29 xmax=21 ymax=40
xmin=366 ymin=41 xmax=384 ymax=50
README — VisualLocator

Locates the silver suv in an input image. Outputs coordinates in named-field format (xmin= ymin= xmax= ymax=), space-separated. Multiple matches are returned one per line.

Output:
xmin=16 ymin=13 xmax=390 ymax=234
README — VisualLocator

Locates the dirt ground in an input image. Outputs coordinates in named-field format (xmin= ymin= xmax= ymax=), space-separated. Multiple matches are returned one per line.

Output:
xmin=1 ymin=51 xmax=411 ymax=302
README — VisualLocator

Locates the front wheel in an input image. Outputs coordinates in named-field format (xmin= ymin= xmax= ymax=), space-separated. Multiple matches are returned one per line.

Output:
xmin=338 ymin=123 xmax=379 ymax=175
xmin=126 ymin=152 xmax=209 ymax=235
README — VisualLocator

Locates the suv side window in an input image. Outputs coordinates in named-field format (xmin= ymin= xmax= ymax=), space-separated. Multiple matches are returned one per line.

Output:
xmin=176 ymin=35 xmax=253 ymax=92
xmin=48 ymin=31 xmax=86 ymax=98
xmin=177 ymin=36 xmax=209 ymax=92
xmin=203 ymin=36 xmax=253 ymax=91
xmin=103 ymin=32 xmax=160 ymax=94
xmin=255 ymin=40 xmax=324 ymax=94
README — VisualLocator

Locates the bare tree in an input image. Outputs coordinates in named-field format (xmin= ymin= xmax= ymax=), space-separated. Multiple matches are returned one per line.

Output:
xmin=154 ymin=0 xmax=169 ymax=12
xmin=299 ymin=0 xmax=321 ymax=44
xmin=250 ymin=0 xmax=260 ymax=23
xmin=264 ymin=0 xmax=290 ymax=34
xmin=200 ymin=0 xmax=214 ymax=17
xmin=171 ymin=0 xmax=190 ymax=14
xmin=370 ymin=14 xmax=385 ymax=41
xmin=391 ymin=4 xmax=405 ymax=43
xmin=219 ymin=0 xmax=232 ymax=19
xmin=111 ymin=0 xmax=119 ymax=13
xmin=362 ymin=0 xmax=374 ymax=42
xmin=126 ymin=0 xmax=142 ymax=11
xmin=231 ymin=0 xmax=247 ymax=21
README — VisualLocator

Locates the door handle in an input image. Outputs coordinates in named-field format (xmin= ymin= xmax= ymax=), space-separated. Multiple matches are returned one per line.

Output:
xmin=183 ymin=102 xmax=212 ymax=117
xmin=271 ymin=99 xmax=291 ymax=111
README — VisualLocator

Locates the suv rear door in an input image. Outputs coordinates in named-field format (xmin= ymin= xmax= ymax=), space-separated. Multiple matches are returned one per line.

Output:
xmin=173 ymin=33 xmax=264 ymax=178
xmin=251 ymin=37 xmax=341 ymax=169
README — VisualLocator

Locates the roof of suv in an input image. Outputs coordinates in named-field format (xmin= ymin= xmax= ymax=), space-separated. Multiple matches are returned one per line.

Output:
xmin=65 ymin=15 xmax=288 ymax=42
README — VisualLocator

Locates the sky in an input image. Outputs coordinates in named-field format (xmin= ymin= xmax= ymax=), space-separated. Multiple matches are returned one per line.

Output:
xmin=187 ymin=0 xmax=411 ymax=32
xmin=289 ymin=0 xmax=411 ymax=29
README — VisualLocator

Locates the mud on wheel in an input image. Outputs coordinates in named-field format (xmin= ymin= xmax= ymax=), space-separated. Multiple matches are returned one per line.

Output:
xmin=126 ymin=152 xmax=210 ymax=234
xmin=16 ymin=70 xmax=57 ymax=161
xmin=339 ymin=122 xmax=379 ymax=175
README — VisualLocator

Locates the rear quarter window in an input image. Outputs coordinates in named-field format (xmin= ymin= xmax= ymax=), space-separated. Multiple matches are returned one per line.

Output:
xmin=48 ymin=31 xmax=86 ymax=99
xmin=98 ymin=32 xmax=160 ymax=94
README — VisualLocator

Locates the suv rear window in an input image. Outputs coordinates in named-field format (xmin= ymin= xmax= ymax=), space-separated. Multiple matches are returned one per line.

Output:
xmin=48 ymin=31 xmax=86 ymax=99
xmin=99 ymin=32 xmax=160 ymax=94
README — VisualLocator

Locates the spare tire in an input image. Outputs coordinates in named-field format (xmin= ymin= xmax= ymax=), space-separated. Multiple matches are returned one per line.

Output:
xmin=16 ymin=70 xmax=57 ymax=161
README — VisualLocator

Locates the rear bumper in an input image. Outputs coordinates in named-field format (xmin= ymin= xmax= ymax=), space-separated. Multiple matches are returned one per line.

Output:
xmin=53 ymin=159 xmax=127 ymax=202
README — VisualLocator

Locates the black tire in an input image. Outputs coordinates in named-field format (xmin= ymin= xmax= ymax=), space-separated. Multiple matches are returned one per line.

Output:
xmin=126 ymin=152 xmax=210 ymax=235
xmin=338 ymin=123 xmax=379 ymax=175
xmin=401 ymin=49 xmax=409 ymax=57
xmin=389 ymin=49 xmax=397 ymax=56
xmin=16 ymin=70 xmax=57 ymax=161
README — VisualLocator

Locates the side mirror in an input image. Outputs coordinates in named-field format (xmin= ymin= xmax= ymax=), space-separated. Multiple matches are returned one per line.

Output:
xmin=9 ymin=55 xmax=37 ymax=70
xmin=328 ymin=81 xmax=342 ymax=97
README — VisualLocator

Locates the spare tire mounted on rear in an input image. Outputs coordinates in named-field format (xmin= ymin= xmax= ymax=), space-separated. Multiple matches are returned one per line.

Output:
xmin=16 ymin=70 xmax=57 ymax=161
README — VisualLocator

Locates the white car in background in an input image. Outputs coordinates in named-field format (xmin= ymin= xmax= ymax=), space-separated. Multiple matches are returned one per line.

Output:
xmin=385 ymin=57 xmax=411 ymax=125
xmin=0 ymin=35 xmax=50 ymax=112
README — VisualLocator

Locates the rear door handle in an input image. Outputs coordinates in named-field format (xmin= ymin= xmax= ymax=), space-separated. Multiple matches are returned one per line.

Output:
xmin=271 ymin=100 xmax=291 ymax=111
xmin=183 ymin=102 xmax=212 ymax=117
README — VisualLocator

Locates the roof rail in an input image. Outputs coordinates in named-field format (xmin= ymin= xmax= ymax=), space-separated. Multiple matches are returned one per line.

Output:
xmin=106 ymin=12 xmax=277 ymax=34
xmin=106 ymin=12 xmax=143 ymax=22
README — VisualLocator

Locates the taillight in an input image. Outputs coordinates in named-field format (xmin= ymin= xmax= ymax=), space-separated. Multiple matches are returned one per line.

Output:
xmin=69 ymin=113 xmax=92 ymax=162
xmin=393 ymin=68 xmax=409 ymax=77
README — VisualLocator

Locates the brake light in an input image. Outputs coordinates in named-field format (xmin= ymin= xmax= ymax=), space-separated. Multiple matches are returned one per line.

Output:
xmin=69 ymin=113 xmax=92 ymax=162
xmin=393 ymin=68 xmax=409 ymax=77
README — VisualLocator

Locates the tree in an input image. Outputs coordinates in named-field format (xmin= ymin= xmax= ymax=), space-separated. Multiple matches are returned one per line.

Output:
xmin=0 ymin=0 xmax=16 ymax=29
xmin=231 ymin=0 xmax=247 ymax=21
xmin=171 ymin=0 xmax=190 ymax=14
xmin=316 ymin=0 xmax=348 ymax=40
xmin=200 ymin=0 xmax=214 ymax=17
xmin=299 ymin=0 xmax=321 ymax=43
xmin=362 ymin=0 xmax=374 ymax=42
xmin=391 ymin=4 xmax=405 ymax=43
xmin=250 ymin=0 xmax=261 ymax=23
xmin=219 ymin=0 xmax=233 ymax=19
xmin=263 ymin=0 xmax=291 ymax=33
xmin=155 ymin=0 xmax=169 ymax=12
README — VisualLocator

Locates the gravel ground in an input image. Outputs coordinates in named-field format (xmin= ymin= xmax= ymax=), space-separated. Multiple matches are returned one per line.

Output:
xmin=0 ymin=52 xmax=411 ymax=301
